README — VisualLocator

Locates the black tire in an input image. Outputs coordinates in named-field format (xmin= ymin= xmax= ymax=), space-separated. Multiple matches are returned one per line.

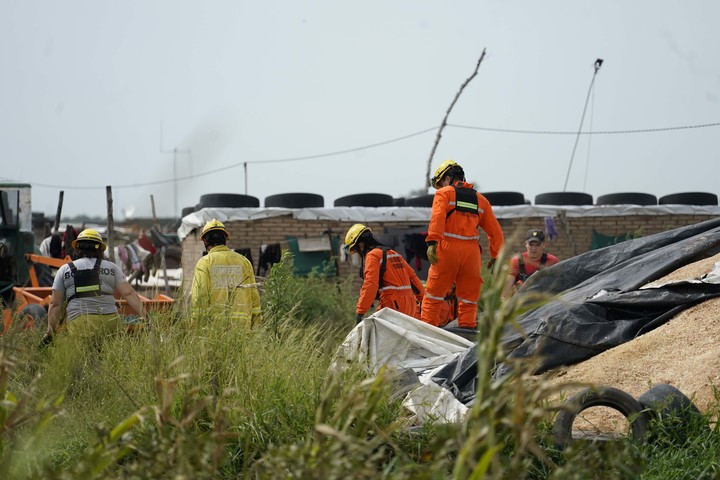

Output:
xmin=480 ymin=191 xmax=526 ymax=206
xmin=596 ymin=193 xmax=658 ymax=206
xmin=552 ymin=386 xmax=650 ymax=449
xmin=264 ymin=193 xmax=324 ymax=208
xmin=535 ymin=192 xmax=594 ymax=206
xmin=638 ymin=383 xmax=703 ymax=419
xmin=181 ymin=206 xmax=196 ymax=218
xmin=638 ymin=383 xmax=708 ymax=442
xmin=658 ymin=192 xmax=718 ymax=206
xmin=333 ymin=193 xmax=394 ymax=207
xmin=20 ymin=304 xmax=47 ymax=330
xmin=393 ymin=197 xmax=406 ymax=206
xmin=404 ymin=194 xmax=435 ymax=207
xmin=198 ymin=193 xmax=260 ymax=208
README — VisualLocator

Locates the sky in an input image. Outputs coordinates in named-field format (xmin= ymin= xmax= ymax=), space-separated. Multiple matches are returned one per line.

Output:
xmin=1 ymin=1 xmax=719 ymax=220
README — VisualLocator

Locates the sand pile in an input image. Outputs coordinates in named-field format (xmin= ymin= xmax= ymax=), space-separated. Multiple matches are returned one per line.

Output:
xmin=542 ymin=253 xmax=720 ymax=429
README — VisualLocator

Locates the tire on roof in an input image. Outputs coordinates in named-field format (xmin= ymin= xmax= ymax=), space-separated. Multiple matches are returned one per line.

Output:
xmin=393 ymin=197 xmax=406 ymax=206
xmin=333 ymin=193 xmax=394 ymax=207
xmin=658 ymin=192 xmax=718 ymax=206
xmin=480 ymin=191 xmax=526 ymax=206
xmin=535 ymin=192 xmax=594 ymax=206
xmin=596 ymin=193 xmax=658 ymax=206
xmin=198 ymin=193 xmax=260 ymax=208
xmin=264 ymin=193 xmax=324 ymax=208
xmin=552 ymin=386 xmax=650 ymax=449
xmin=181 ymin=206 xmax=196 ymax=218
xmin=404 ymin=194 xmax=434 ymax=207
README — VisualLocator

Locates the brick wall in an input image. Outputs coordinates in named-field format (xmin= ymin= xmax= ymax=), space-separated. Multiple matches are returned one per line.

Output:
xmin=181 ymin=209 xmax=719 ymax=295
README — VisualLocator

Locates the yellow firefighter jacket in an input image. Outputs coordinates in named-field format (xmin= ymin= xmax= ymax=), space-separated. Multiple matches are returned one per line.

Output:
xmin=191 ymin=245 xmax=262 ymax=328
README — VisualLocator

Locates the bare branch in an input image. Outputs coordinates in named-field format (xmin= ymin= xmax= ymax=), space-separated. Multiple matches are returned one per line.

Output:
xmin=425 ymin=49 xmax=487 ymax=190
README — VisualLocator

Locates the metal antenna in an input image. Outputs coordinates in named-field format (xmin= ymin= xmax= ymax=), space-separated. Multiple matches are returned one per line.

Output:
xmin=563 ymin=58 xmax=603 ymax=192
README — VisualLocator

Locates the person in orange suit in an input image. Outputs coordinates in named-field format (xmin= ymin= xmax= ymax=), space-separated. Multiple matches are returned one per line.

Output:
xmin=421 ymin=159 xmax=505 ymax=330
xmin=345 ymin=224 xmax=425 ymax=323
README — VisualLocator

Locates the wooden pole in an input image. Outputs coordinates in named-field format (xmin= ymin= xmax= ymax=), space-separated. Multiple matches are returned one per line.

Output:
xmin=150 ymin=194 xmax=158 ymax=227
xmin=106 ymin=186 xmax=115 ymax=263
xmin=53 ymin=191 xmax=64 ymax=234
xmin=150 ymin=194 xmax=169 ymax=294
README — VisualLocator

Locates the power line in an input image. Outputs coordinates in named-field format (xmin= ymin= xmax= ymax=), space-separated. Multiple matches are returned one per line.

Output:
xmin=447 ymin=121 xmax=720 ymax=135
xmin=19 ymin=121 xmax=720 ymax=191
xmin=26 ymin=127 xmax=438 ymax=190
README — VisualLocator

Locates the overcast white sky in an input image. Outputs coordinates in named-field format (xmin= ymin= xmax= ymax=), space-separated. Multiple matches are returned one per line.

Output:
xmin=2 ymin=1 xmax=719 ymax=220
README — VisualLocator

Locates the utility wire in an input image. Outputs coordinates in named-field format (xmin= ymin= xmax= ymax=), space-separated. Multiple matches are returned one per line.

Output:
xmin=564 ymin=58 xmax=603 ymax=191
xmin=21 ymin=120 xmax=720 ymax=191
xmin=447 ymin=122 xmax=720 ymax=135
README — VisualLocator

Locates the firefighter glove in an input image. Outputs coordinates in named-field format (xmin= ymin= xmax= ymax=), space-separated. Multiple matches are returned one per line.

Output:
xmin=427 ymin=244 xmax=438 ymax=264
xmin=356 ymin=314 xmax=364 ymax=325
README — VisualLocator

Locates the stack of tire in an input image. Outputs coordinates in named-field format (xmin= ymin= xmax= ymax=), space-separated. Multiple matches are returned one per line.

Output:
xmin=596 ymin=192 xmax=657 ymax=206
xmin=480 ymin=191 xmax=526 ymax=206
xmin=403 ymin=194 xmax=434 ymax=207
xmin=658 ymin=192 xmax=718 ymax=206
xmin=535 ymin=192 xmax=594 ymax=206
xmin=264 ymin=193 xmax=324 ymax=208
xmin=334 ymin=193 xmax=394 ymax=207
xmin=195 ymin=193 xmax=260 ymax=211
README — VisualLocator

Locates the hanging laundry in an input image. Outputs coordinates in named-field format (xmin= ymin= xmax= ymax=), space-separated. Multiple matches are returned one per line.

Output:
xmin=233 ymin=248 xmax=253 ymax=266
xmin=257 ymin=243 xmax=282 ymax=276
xmin=544 ymin=217 xmax=559 ymax=241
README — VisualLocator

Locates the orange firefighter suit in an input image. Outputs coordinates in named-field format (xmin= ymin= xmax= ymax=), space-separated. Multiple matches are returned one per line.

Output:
xmin=421 ymin=181 xmax=504 ymax=328
xmin=356 ymin=247 xmax=425 ymax=318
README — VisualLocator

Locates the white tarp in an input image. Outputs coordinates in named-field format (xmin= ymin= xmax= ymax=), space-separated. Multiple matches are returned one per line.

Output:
xmin=331 ymin=308 xmax=474 ymax=425
xmin=178 ymin=204 xmax=720 ymax=241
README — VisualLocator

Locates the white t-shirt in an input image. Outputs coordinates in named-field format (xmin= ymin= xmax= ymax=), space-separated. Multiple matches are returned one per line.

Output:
xmin=52 ymin=257 xmax=128 ymax=320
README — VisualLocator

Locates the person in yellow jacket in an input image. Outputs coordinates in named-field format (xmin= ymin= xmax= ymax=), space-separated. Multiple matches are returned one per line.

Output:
xmin=421 ymin=159 xmax=505 ymax=330
xmin=345 ymin=224 xmax=425 ymax=323
xmin=191 ymin=219 xmax=261 ymax=327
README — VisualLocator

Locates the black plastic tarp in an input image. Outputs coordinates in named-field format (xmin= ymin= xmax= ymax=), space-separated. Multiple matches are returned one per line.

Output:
xmin=433 ymin=217 xmax=720 ymax=405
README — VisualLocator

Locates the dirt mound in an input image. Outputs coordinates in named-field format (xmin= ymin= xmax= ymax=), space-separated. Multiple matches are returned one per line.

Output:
xmin=542 ymin=254 xmax=720 ymax=431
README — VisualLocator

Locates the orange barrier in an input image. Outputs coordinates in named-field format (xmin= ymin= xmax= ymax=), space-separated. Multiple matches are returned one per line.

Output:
xmin=3 ymin=254 xmax=176 ymax=333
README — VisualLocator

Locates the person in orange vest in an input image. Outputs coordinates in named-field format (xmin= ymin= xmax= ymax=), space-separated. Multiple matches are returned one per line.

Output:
xmin=421 ymin=159 xmax=505 ymax=330
xmin=503 ymin=228 xmax=560 ymax=298
xmin=344 ymin=224 xmax=425 ymax=324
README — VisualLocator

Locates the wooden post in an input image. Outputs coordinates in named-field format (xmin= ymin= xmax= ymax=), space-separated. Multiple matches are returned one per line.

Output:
xmin=53 ymin=191 xmax=64 ymax=234
xmin=150 ymin=194 xmax=169 ymax=294
xmin=150 ymin=194 xmax=158 ymax=227
xmin=106 ymin=186 xmax=115 ymax=263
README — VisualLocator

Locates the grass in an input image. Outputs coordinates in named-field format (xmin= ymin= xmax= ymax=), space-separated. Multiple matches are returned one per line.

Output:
xmin=0 ymin=252 xmax=719 ymax=478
